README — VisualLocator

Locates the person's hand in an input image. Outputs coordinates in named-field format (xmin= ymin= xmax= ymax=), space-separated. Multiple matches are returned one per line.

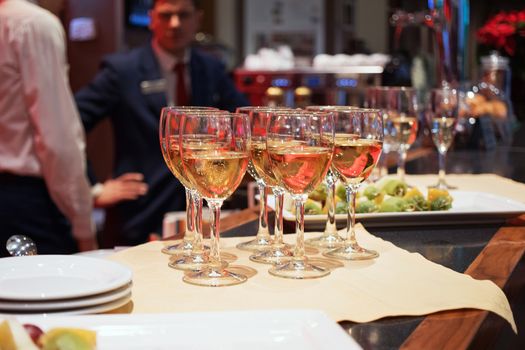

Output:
xmin=76 ymin=236 xmax=99 ymax=252
xmin=94 ymin=173 xmax=148 ymax=208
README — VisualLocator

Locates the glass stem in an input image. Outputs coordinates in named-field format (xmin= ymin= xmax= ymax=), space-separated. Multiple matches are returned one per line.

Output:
xmin=207 ymin=200 xmax=223 ymax=264
xmin=379 ymin=151 xmax=389 ymax=177
xmin=184 ymin=187 xmax=194 ymax=242
xmin=397 ymin=149 xmax=407 ymax=183
xmin=293 ymin=195 xmax=307 ymax=261
xmin=345 ymin=186 xmax=358 ymax=245
xmin=192 ymin=191 xmax=204 ymax=251
xmin=438 ymin=151 xmax=447 ymax=185
xmin=323 ymin=180 xmax=338 ymax=235
xmin=272 ymin=188 xmax=284 ymax=244
xmin=257 ymin=182 xmax=270 ymax=239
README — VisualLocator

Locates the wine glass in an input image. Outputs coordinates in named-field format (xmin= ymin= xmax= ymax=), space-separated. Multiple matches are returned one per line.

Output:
xmin=180 ymin=112 xmax=251 ymax=286
xmin=366 ymin=87 xmax=399 ymax=178
xmin=159 ymin=106 xmax=217 ymax=258
xmin=267 ymin=110 xmax=334 ymax=279
xmin=303 ymin=106 xmax=359 ymax=249
xmin=427 ymin=87 xmax=459 ymax=189
xmin=163 ymin=108 xmax=235 ymax=271
xmin=235 ymin=106 xmax=292 ymax=252
xmin=388 ymin=87 xmax=418 ymax=183
xmin=245 ymin=108 xmax=296 ymax=265
xmin=324 ymin=108 xmax=383 ymax=260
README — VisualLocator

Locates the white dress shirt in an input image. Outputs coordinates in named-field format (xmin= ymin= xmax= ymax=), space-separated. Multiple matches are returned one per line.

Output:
xmin=0 ymin=0 xmax=93 ymax=240
xmin=151 ymin=40 xmax=191 ymax=106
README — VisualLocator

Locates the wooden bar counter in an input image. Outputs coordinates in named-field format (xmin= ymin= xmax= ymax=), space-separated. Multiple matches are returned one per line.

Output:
xmin=211 ymin=209 xmax=525 ymax=349
xmin=212 ymin=146 xmax=525 ymax=349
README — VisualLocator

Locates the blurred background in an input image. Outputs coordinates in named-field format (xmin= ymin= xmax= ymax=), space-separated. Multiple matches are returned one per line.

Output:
xmin=41 ymin=0 xmax=525 ymax=183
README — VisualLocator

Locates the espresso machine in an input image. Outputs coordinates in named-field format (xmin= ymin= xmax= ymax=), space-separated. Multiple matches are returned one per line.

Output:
xmin=234 ymin=67 xmax=382 ymax=108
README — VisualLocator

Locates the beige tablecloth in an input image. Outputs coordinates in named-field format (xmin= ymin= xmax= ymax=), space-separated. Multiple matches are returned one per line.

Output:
xmin=109 ymin=222 xmax=517 ymax=332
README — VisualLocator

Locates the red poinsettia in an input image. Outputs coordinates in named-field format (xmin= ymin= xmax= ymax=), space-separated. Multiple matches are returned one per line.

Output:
xmin=477 ymin=10 xmax=525 ymax=56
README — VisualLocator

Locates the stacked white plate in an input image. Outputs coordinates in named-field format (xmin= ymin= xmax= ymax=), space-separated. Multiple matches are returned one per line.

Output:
xmin=0 ymin=255 xmax=132 ymax=315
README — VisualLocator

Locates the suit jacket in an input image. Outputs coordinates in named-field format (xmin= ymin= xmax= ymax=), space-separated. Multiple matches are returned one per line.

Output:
xmin=76 ymin=43 xmax=249 ymax=246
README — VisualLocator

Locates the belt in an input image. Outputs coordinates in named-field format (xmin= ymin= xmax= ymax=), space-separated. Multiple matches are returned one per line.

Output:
xmin=0 ymin=172 xmax=45 ymax=186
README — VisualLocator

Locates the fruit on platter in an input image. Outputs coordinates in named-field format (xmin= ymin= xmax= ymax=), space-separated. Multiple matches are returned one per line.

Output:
xmin=0 ymin=319 xmax=39 ymax=350
xmin=0 ymin=319 xmax=96 ymax=350
xmin=39 ymin=328 xmax=96 ymax=350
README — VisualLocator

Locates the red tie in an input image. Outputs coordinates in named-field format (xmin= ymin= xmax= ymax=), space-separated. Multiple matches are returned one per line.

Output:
xmin=174 ymin=62 xmax=189 ymax=106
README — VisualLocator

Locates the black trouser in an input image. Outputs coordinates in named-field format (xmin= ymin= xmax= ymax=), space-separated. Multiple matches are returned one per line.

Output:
xmin=0 ymin=173 xmax=78 ymax=257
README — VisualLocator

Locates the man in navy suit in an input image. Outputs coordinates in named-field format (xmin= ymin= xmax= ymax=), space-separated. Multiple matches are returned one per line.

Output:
xmin=75 ymin=0 xmax=249 ymax=247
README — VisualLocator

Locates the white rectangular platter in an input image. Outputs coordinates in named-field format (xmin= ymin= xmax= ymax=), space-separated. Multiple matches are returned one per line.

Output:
xmin=13 ymin=310 xmax=361 ymax=350
xmin=272 ymin=191 xmax=525 ymax=228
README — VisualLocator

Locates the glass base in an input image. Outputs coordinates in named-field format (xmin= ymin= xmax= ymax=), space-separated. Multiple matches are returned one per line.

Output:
xmin=428 ymin=181 xmax=457 ymax=190
xmin=304 ymin=246 xmax=320 ymax=255
xmin=168 ymin=251 xmax=236 ymax=271
xmin=323 ymin=243 xmax=379 ymax=261
xmin=236 ymin=236 xmax=272 ymax=252
xmin=183 ymin=267 xmax=248 ymax=287
xmin=168 ymin=251 xmax=225 ymax=271
xmin=161 ymin=239 xmax=194 ymax=255
xmin=249 ymin=244 xmax=293 ymax=265
xmin=268 ymin=259 xmax=330 ymax=279
xmin=219 ymin=252 xmax=238 ymax=264
xmin=305 ymin=232 xmax=345 ymax=249
xmin=306 ymin=257 xmax=345 ymax=270
xmin=226 ymin=265 xmax=258 ymax=279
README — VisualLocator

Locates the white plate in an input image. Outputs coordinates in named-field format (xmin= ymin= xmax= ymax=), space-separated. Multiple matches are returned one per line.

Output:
xmin=75 ymin=249 xmax=118 ymax=259
xmin=0 ymin=255 xmax=132 ymax=301
xmin=0 ymin=294 xmax=132 ymax=316
xmin=0 ymin=283 xmax=132 ymax=311
xmin=270 ymin=191 xmax=525 ymax=228
xmin=13 ymin=310 xmax=361 ymax=350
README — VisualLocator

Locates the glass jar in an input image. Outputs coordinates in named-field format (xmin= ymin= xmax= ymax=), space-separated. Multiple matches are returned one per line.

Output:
xmin=480 ymin=51 xmax=511 ymax=98
xmin=456 ymin=80 xmax=513 ymax=150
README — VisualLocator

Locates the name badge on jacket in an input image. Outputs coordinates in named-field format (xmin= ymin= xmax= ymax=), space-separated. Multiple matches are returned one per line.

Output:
xmin=140 ymin=79 xmax=167 ymax=95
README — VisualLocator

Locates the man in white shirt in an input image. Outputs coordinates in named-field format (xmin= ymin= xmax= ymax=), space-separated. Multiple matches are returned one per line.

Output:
xmin=0 ymin=0 xmax=96 ymax=256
